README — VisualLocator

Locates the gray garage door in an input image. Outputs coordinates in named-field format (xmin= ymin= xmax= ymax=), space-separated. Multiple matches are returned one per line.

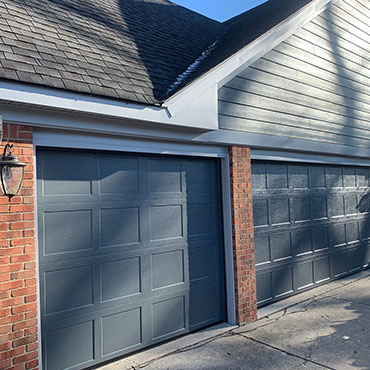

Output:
xmin=252 ymin=161 xmax=370 ymax=306
xmin=37 ymin=148 xmax=225 ymax=370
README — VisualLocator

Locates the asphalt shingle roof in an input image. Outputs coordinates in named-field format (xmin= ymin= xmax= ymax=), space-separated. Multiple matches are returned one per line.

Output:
xmin=165 ymin=0 xmax=314 ymax=98
xmin=0 ymin=0 xmax=314 ymax=106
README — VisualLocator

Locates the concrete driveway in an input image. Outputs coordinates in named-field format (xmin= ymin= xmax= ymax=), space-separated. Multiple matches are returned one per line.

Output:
xmin=98 ymin=270 xmax=370 ymax=370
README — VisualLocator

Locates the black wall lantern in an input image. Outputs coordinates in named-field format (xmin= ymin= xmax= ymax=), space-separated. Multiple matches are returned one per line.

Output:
xmin=0 ymin=143 xmax=27 ymax=201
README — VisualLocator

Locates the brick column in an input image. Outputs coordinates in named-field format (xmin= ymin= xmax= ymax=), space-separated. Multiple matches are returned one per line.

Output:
xmin=229 ymin=146 xmax=257 ymax=324
xmin=0 ymin=124 xmax=38 ymax=370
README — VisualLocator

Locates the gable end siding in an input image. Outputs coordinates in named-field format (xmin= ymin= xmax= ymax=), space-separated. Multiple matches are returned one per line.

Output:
xmin=218 ymin=0 xmax=370 ymax=149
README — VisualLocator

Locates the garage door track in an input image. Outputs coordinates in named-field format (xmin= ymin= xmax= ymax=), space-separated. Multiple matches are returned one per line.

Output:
xmin=99 ymin=270 xmax=370 ymax=370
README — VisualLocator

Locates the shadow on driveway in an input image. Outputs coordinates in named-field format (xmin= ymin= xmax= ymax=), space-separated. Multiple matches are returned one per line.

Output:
xmin=117 ymin=272 xmax=370 ymax=370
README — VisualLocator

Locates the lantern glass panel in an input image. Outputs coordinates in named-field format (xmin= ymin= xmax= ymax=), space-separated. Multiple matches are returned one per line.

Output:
xmin=1 ymin=166 xmax=24 ymax=197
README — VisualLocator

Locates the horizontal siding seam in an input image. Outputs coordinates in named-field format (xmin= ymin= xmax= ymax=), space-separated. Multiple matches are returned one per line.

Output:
xmin=228 ymin=76 xmax=370 ymax=122
xmin=328 ymin=3 xmax=370 ymax=40
xmin=277 ymin=41 xmax=370 ymax=92
xmin=218 ymin=117 xmax=370 ymax=149
xmin=218 ymin=109 xmax=370 ymax=143
xmin=289 ymin=33 xmax=369 ymax=74
xmin=270 ymin=48 xmax=370 ymax=101
xmin=252 ymin=57 xmax=370 ymax=112
xmin=299 ymin=24 xmax=370 ymax=68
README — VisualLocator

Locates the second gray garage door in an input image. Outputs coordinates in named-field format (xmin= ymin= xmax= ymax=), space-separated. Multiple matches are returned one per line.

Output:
xmin=37 ymin=148 xmax=225 ymax=370
xmin=252 ymin=160 xmax=370 ymax=306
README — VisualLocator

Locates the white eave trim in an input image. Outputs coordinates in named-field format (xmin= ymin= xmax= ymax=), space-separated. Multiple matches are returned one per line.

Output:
xmin=165 ymin=0 xmax=337 ymax=117
xmin=0 ymin=80 xmax=218 ymax=131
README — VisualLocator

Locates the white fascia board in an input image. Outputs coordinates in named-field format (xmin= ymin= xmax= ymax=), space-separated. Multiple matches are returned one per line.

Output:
xmin=165 ymin=0 xmax=337 ymax=117
xmin=0 ymin=80 xmax=218 ymax=131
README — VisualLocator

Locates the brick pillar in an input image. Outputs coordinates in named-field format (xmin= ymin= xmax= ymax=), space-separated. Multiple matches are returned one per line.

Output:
xmin=0 ymin=124 xmax=39 ymax=370
xmin=229 ymin=146 xmax=257 ymax=324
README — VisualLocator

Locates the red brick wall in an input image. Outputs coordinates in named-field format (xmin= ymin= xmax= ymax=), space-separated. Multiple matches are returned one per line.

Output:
xmin=0 ymin=124 xmax=38 ymax=370
xmin=229 ymin=146 xmax=257 ymax=324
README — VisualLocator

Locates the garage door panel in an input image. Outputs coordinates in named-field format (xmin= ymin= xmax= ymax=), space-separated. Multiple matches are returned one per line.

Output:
xmin=187 ymin=203 xmax=217 ymax=239
xmin=266 ymin=163 xmax=288 ymax=189
xmin=296 ymin=261 xmax=314 ymax=290
xmin=360 ymin=219 xmax=370 ymax=240
xmin=331 ymin=251 xmax=348 ymax=278
xmin=182 ymin=160 xmax=217 ymax=197
xmin=311 ymin=195 xmax=328 ymax=220
xmin=345 ymin=194 xmax=358 ymax=215
xmin=148 ymin=158 xmax=182 ymax=194
xmin=314 ymin=256 xmax=330 ymax=283
xmin=38 ymin=149 xmax=225 ymax=369
xmin=252 ymin=162 xmax=267 ymax=189
xmin=98 ymin=155 xmax=139 ymax=195
xmin=253 ymin=199 xmax=269 ymax=227
xmin=343 ymin=167 xmax=356 ymax=187
xmin=328 ymin=195 xmax=345 ymax=218
xmin=325 ymin=166 xmax=343 ymax=188
xmin=40 ymin=151 xmax=94 ymax=197
xmin=272 ymin=266 xmax=293 ymax=298
xmin=348 ymin=247 xmax=365 ymax=272
xmin=330 ymin=223 xmax=346 ymax=248
xmin=292 ymin=197 xmax=311 ymax=222
xmin=44 ymin=319 xmax=95 ymax=370
xmin=101 ymin=307 xmax=143 ymax=356
xmin=101 ymin=257 xmax=141 ymax=301
xmin=100 ymin=207 xmax=140 ymax=248
xmin=253 ymin=160 xmax=370 ymax=306
xmin=288 ymin=164 xmax=309 ymax=189
xmin=269 ymin=198 xmax=290 ymax=225
xmin=256 ymin=272 xmax=272 ymax=305
xmin=188 ymin=246 xmax=216 ymax=281
xmin=362 ymin=245 xmax=370 ymax=267
xmin=270 ymin=232 xmax=291 ymax=261
xmin=292 ymin=229 xmax=312 ymax=256
xmin=255 ymin=235 xmax=271 ymax=265
xmin=150 ymin=204 xmax=184 ymax=242
xmin=309 ymin=166 xmax=325 ymax=188
xmin=151 ymin=249 xmax=185 ymax=290
xmin=189 ymin=287 xmax=220 ymax=330
xmin=312 ymin=225 xmax=329 ymax=251
xmin=44 ymin=264 xmax=94 ymax=316
xmin=43 ymin=209 xmax=93 ymax=255
xmin=346 ymin=221 xmax=360 ymax=244
xmin=152 ymin=295 xmax=186 ymax=340
xmin=356 ymin=168 xmax=370 ymax=187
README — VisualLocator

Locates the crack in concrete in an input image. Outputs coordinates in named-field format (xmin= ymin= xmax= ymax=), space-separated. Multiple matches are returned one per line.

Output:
xmin=238 ymin=334 xmax=335 ymax=370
